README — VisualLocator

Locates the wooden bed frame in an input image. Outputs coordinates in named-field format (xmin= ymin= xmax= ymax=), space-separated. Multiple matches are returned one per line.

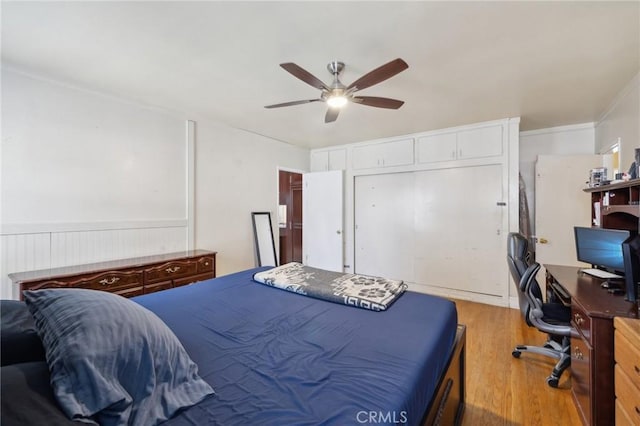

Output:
xmin=422 ymin=324 xmax=466 ymax=426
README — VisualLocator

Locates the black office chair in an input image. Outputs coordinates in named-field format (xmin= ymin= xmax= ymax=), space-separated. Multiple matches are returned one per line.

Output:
xmin=507 ymin=232 xmax=574 ymax=388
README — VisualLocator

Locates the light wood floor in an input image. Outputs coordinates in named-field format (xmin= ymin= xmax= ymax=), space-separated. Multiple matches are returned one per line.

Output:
xmin=453 ymin=299 xmax=582 ymax=425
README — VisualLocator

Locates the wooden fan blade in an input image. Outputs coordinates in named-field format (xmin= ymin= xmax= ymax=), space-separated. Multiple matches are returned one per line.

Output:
xmin=346 ymin=58 xmax=408 ymax=92
xmin=352 ymin=96 xmax=405 ymax=109
xmin=280 ymin=63 xmax=330 ymax=91
xmin=264 ymin=99 xmax=322 ymax=108
xmin=325 ymin=108 xmax=340 ymax=123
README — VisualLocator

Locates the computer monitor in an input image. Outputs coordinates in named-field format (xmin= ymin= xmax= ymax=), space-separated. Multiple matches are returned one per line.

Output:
xmin=574 ymin=226 xmax=631 ymax=275
xmin=622 ymin=234 xmax=640 ymax=302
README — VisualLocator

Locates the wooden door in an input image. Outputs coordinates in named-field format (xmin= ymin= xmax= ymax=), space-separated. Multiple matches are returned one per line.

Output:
xmin=278 ymin=170 xmax=303 ymax=264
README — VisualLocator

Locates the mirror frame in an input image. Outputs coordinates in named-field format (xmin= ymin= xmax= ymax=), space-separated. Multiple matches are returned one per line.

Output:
xmin=251 ymin=212 xmax=278 ymax=267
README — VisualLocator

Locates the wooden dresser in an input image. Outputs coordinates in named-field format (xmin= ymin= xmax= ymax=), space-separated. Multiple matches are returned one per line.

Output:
xmin=614 ymin=317 xmax=640 ymax=425
xmin=9 ymin=250 xmax=216 ymax=300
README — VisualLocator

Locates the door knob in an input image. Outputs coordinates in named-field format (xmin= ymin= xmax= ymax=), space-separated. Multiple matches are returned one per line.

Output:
xmin=539 ymin=238 xmax=549 ymax=244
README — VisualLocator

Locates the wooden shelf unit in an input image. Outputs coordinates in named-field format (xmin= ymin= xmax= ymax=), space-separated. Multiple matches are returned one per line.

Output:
xmin=584 ymin=179 xmax=640 ymax=231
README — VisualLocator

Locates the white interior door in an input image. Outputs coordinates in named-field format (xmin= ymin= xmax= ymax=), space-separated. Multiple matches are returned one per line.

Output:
xmin=302 ymin=170 xmax=343 ymax=272
xmin=535 ymin=155 xmax=604 ymax=266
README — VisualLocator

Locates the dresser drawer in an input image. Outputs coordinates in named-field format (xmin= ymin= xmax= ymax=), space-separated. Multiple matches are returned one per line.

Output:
xmin=615 ymin=364 xmax=640 ymax=424
xmin=197 ymin=256 xmax=215 ymax=274
xmin=22 ymin=270 xmax=144 ymax=293
xmin=571 ymin=302 xmax=592 ymax=343
xmin=173 ymin=272 xmax=214 ymax=288
xmin=144 ymin=281 xmax=172 ymax=295
xmin=616 ymin=399 xmax=636 ymax=426
xmin=145 ymin=260 xmax=198 ymax=284
xmin=112 ymin=286 xmax=144 ymax=298
xmin=615 ymin=330 xmax=640 ymax=387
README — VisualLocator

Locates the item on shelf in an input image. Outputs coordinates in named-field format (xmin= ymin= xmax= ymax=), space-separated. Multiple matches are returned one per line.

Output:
xmin=589 ymin=167 xmax=608 ymax=187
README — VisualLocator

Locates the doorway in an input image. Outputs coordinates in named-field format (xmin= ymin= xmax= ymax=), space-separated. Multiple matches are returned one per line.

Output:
xmin=278 ymin=170 xmax=303 ymax=264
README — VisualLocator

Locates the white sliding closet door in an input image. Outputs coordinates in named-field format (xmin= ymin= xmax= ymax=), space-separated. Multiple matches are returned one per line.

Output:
xmin=354 ymin=172 xmax=415 ymax=281
xmin=354 ymin=164 xmax=506 ymax=297
xmin=414 ymin=165 xmax=505 ymax=296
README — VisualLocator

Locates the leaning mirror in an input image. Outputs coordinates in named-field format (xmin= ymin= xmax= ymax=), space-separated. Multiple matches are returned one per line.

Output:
xmin=251 ymin=212 xmax=278 ymax=267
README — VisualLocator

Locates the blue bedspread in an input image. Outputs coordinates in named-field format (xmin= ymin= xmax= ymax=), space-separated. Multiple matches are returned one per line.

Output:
xmin=133 ymin=267 xmax=458 ymax=426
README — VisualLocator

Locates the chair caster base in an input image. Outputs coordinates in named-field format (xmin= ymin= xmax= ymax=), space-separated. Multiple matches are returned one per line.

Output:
xmin=546 ymin=376 xmax=559 ymax=388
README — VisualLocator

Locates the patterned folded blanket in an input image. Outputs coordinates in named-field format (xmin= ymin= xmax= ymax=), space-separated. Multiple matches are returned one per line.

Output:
xmin=252 ymin=262 xmax=407 ymax=311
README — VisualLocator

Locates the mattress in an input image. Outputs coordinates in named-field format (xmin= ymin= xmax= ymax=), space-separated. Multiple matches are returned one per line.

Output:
xmin=134 ymin=267 xmax=458 ymax=426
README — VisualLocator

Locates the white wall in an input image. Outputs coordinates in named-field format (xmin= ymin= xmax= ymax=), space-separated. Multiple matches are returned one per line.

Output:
xmin=519 ymin=123 xmax=595 ymax=235
xmin=194 ymin=121 xmax=308 ymax=276
xmin=2 ymin=68 xmax=187 ymax=226
xmin=596 ymin=72 xmax=640 ymax=171
xmin=0 ymin=67 xmax=309 ymax=299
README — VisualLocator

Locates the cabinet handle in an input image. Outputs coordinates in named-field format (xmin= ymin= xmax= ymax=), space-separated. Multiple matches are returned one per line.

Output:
xmin=166 ymin=266 xmax=181 ymax=274
xmin=636 ymin=406 xmax=640 ymax=416
xmin=573 ymin=313 xmax=585 ymax=326
xmin=573 ymin=346 xmax=583 ymax=360
xmin=99 ymin=277 xmax=120 ymax=286
xmin=634 ymin=365 xmax=640 ymax=376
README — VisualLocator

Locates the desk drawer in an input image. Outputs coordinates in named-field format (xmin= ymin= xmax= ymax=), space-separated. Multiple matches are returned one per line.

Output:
xmin=572 ymin=302 xmax=592 ymax=343
xmin=571 ymin=335 xmax=592 ymax=426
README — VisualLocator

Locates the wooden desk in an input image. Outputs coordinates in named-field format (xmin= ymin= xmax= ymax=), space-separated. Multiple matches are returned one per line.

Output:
xmin=545 ymin=264 xmax=638 ymax=426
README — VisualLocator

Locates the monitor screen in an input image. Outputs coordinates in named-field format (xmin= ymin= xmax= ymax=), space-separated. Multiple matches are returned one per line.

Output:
xmin=574 ymin=227 xmax=631 ymax=273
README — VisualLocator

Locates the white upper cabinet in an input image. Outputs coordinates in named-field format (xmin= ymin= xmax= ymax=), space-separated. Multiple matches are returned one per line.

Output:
xmin=352 ymin=138 xmax=414 ymax=170
xmin=457 ymin=125 xmax=503 ymax=159
xmin=417 ymin=125 xmax=503 ymax=164
xmin=416 ymin=132 xmax=457 ymax=163
xmin=310 ymin=148 xmax=347 ymax=172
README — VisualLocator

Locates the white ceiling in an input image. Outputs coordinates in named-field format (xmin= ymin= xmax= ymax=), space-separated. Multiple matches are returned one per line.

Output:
xmin=2 ymin=1 xmax=639 ymax=149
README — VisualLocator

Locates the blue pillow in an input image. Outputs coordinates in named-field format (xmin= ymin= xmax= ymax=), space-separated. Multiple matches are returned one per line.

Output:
xmin=23 ymin=289 xmax=214 ymax=426
xmin=0 ymin=300 xmax=46 ymax=366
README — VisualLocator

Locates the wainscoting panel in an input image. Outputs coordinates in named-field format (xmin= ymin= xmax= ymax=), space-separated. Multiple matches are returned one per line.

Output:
xmin=1 ymin=224 xmax=188 ymax=299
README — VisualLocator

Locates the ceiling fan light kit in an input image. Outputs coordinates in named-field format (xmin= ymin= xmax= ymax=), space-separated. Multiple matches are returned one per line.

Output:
xmin=265 ymin=58 xmax=408 ymax=123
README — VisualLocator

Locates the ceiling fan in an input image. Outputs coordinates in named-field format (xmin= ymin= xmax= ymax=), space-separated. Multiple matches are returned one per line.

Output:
xmin=265 ymin=58 xmax=409 ymax=123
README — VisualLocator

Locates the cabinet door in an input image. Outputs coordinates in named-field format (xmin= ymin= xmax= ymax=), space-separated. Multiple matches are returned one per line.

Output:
xmin=352 ymin=139 xmax=414 ymax=169
xmin=328 ymin=149 xmax=347 ymax=170
xmin=416 ymin=133 xmax=457 ymax=163
xmin=352 ymin=144 xmax=383 ymax=169
xmin=379 ymin=138 xmax=414 ymax=167
xmin=310 ymin=151 xmax=329 ymax=172
xmin=457 ymin=125 xmax=503 ymax=159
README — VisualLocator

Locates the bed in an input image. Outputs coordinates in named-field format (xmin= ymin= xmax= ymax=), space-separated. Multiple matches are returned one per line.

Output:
xmin=1 ymin=266 xmax=466 ymax=426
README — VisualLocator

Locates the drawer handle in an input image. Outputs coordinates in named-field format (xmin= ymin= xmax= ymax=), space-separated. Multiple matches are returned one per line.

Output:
xmin=573 ymin=346 xmax=583 ymax=360
xmin=574 ymin=313 xmax=585 ymax=326
xmin=99 ymin=277 xmax=120 ymax=286
xmin=165 ymin=266 xmax=181 ymax=274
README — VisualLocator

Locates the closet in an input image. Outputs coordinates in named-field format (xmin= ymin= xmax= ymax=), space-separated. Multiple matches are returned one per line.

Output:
xmin=310 ymin=118 xmax=519 ymax=305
